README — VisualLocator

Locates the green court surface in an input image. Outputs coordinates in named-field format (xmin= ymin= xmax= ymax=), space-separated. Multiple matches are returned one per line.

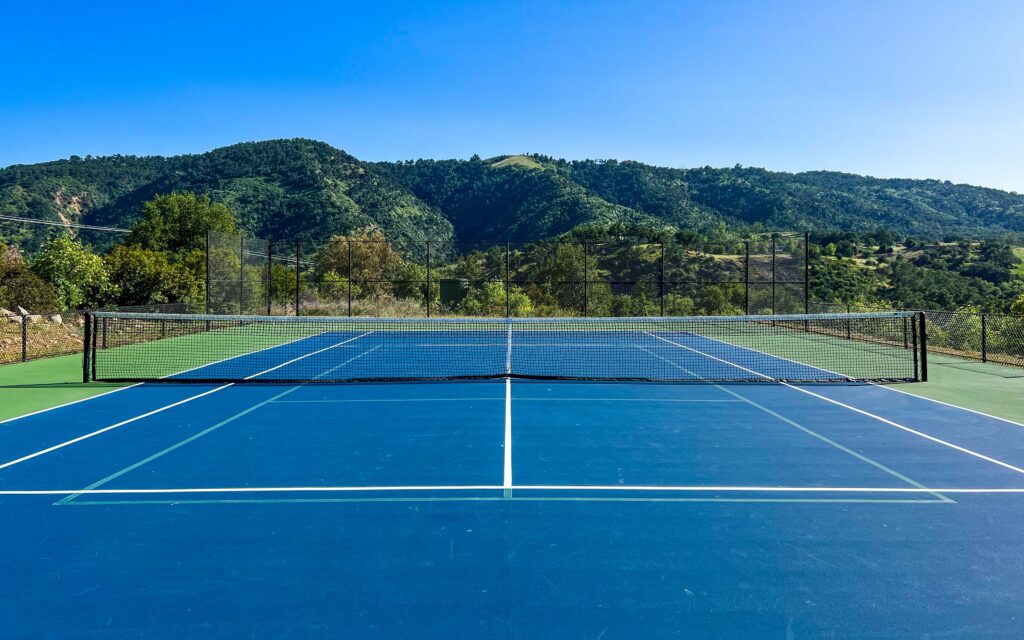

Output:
xmin=0 ymin=355 xmax=125 ymax=422
xmin=904 ymin=352 xmax=1024 ymax=423
xmin=1 ymin=348 xmax=1022 ymax=424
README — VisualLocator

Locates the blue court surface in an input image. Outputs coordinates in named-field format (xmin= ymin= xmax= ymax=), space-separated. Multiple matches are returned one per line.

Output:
xmin=3 ymin=334 xmax=1024 ymax=638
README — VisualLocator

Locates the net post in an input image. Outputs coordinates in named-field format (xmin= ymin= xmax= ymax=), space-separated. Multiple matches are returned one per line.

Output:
xmin=911 ymin=312 xmax=919 ymax=379
xmin=90 ymin=314 xmax=98 ymax=382
xmin=266 ymin=241 xmax=273 ymax=315
xmin=295 ymin=239 xmax=301 ymax=316
xmin=425 ymin=240 xmax=431 ymax=318
xmin=82 ymin=312 xmax=92 ymax=383
xmin=918 ymin=311 xmax=928 ymax=382
xmin=505 ymin=241 xmax=511 ymax=318
xmin=660 ymin=243 xmax=666 ymax=317
xmin=21 ymin=313 xmax=28 ymax=362
xmin=347 ymin=239 xmax=353 ymax=317
xmin=583 ymin=241 xmax=588 ymax=317
xmin=744 ymin=240 xmax=750 ymax=315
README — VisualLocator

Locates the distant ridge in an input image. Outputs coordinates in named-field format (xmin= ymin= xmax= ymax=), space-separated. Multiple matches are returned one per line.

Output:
xmin=2 ymin=139 xmax=1023 ymax=252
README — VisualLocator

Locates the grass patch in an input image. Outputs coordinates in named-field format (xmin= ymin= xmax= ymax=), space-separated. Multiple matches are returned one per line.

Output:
xmin=488 ymin=155 xmax=543 ymax=170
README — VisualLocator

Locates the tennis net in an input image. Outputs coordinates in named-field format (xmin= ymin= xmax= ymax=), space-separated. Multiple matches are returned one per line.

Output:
xmin=83 ymin=311 xmax=926 ymax=384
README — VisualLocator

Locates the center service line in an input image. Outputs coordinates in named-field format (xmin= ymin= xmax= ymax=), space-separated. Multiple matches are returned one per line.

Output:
xmin=504 ymin=377 xmax=513 ymax=495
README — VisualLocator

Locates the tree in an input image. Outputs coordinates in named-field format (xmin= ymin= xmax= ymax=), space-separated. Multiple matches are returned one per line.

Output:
xmin=0 ymin=269 xmax=59 ymax=312
xmin=317 ymin=271 xmax=360 ymax=300
xmin=314 ymin=228 xmax=403 ymax=297
xmin=126 ymin=192 xmax=238 ymax=254
xmin=458 ymin=281 xmax=533 ymax=317
xmin=1011 ymin=295 xmax=1024 ymax=316
xmin=0 ymin=242 xmax=24 ymax=278
xmin=30 ymin=233 xmax=109 ymax=309
xmin=104 ymin=244 xmax=201 ymax=307
xmin=270 ymin=263 xmax=298 ymax=311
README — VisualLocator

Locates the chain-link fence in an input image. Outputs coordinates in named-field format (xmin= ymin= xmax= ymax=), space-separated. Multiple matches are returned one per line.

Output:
xmin=1 ymin=303 xmax=201 ymax=366
xmin=242 ymin=233 xmax=808 ymax=319
xmin=810 ymin=301 xmax=1024 ymax=370
xmin=206 ymin=231 xmax=270 ymax=315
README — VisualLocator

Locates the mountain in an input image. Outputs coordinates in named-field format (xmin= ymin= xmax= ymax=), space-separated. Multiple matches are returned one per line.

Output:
xmin=3 ymin=140 xmax=1024 ymax=254
xmin=0 ymin=139 xmax=453 ymax=252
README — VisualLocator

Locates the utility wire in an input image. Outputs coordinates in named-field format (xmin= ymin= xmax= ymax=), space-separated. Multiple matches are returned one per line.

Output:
xmin=0 ymin=214 xmax=129 ymax=233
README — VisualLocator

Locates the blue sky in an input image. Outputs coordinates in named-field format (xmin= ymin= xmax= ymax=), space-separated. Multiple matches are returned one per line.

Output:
xmin=1 ymin=0 xmax=1022 ymax=192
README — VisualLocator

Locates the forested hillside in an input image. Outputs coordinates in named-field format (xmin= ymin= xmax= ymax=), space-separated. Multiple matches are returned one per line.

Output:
xmin=3 ymin=140 xmax=1024 ymax=256
xmin=0 ymin=140 xmax=453 ymax=252
xmin=3 ymin=139 xmax=1024 ymax=318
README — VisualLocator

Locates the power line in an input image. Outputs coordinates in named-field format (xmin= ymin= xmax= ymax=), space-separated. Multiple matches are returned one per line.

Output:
xmin=0 ymin=214 xmax=129 ymax=233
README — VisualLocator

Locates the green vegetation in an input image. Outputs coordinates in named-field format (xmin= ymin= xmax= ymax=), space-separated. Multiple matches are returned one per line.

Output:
xmin=488 ymin=155 xmax=544 ymax=170
xmin=1 ymin=192 xmax=240 ymax=313
xmin=810 ymin=231 xmax=1024 ymax=314
xmin=5 ymin=139 xmax=1024 ymax=257
xmin=1 ymin=139 xmax=1023 ymax=320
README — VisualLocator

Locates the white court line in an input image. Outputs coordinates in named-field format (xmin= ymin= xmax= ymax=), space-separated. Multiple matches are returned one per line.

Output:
xmin=513 ymin=397 xmax=743 ymax=403
xmin=647 ymin=332 xmax=1024 ymax=477
xmin=271 ymin=397 xmax=741 ymax=404
xmin=2 ymin=484 xmax=1024 ymax=496
xmin=164 ymin=329 xmax=336 ymax=378
xmin=243 ymin=332 xmax=372 ymax=378
xmin=0 ymin=334 xmax=375 ymax=471
xmin=0 ymin=327 xmax=372 ymax=427
xmin=0 ymin=383 xmax=142 ymax=426
xmin=636 ymin=345 xmax=947 ymax=501
xmin=875 ymin=383 xmax=1024 ymax=429
xmin=668 ymin=326 xmax=1024 ymax=429
xmin=0 ymin=385 xmax=231 ymax=471
xmin=504 ymin=378 xmax=512 ymax=489
xmin=56 ymin=344 xmax=386 ymax=504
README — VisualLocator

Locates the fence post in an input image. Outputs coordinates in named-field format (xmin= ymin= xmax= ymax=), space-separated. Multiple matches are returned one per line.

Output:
xmin=239 ymin=235 xmax=244 ymax=314
xmin=295 ymin=240 xmax=301 ymax=316
xmin=505 ymin=241 xmax=511 ymax=318
xmin=660 ymin=243 xmax=666 ymax=316
xmin=425 ymin=240 xmax=431 ymax=318
xmin=846 ymin=301 xmax=852 ymax=340
xmin=21 ymin=315 xmax=28 ymax=362
xmin=205 ymin=233 xmax=211 ymax=313
xmin=804 ymin=231 xmax=810 ymax=314
xmin=82 ymin=312 xmax=92 ymax=383
xmin=981 ymin=314 xmax=988 ymax=363
xmin=266 ymin=241 xmax=273 ymax=316
xmin=347 ymin=240 xmax=353 ymax=317
xmin=583 ymin=241 xmax=589 ymax=317
xmin=744 ymin=240 xmax=750 ymax=315
xmin=770 ymin=233 xmax=777 ymax=315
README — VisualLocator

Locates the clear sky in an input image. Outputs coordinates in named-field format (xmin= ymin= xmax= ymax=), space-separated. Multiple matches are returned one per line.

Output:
xmin=1 ymin=0 xmax=1022 ymax=192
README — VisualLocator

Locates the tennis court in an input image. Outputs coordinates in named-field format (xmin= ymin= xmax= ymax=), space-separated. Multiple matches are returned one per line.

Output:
xmin=2 ymin=311 xmax=1024 ymax=637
